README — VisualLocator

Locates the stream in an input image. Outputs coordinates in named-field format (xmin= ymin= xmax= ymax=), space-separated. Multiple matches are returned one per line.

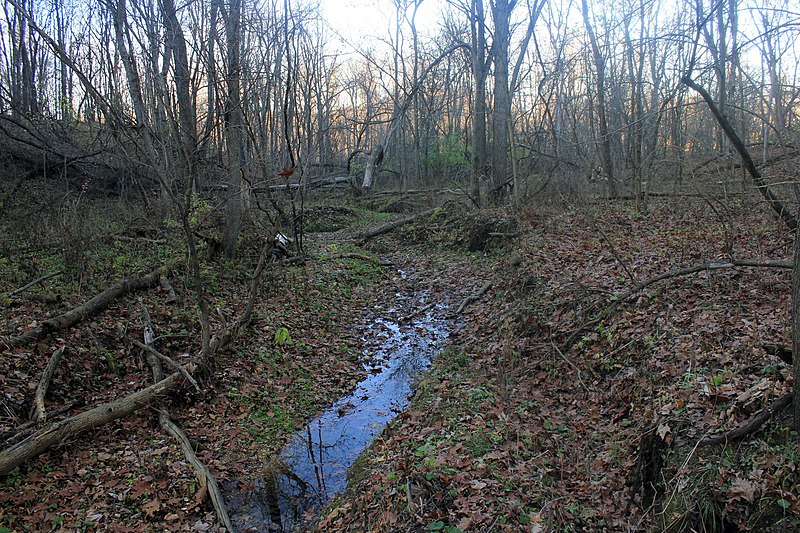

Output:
xmin=222 ymin=283 xmax=449 ymax=532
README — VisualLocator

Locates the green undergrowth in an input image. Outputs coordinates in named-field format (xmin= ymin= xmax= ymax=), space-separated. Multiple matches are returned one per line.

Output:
xmin=652 ymin=422 xmax=800 ymax=532
xmin=219 ymin=240 xmax=388 ymax=461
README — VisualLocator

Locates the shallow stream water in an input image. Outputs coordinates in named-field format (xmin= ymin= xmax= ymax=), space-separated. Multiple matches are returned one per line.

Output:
xmin=223 ymin=286 xmax=448 ymax=532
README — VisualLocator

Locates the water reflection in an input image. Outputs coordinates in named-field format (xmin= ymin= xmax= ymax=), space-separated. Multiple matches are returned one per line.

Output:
xmin=224 ymin=304 xmax=448 ymax=532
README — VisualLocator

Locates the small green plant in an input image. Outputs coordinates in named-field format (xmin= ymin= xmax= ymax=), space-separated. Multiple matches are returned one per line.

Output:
xmin=274 ymin=327 xmax=292 ymax=346
xmin=596 ymin=321 xmax=613 ymax=342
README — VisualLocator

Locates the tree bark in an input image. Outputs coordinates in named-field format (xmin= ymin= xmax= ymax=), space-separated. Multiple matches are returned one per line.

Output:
xmin=793 ymin=208 xmax=800 ymax=430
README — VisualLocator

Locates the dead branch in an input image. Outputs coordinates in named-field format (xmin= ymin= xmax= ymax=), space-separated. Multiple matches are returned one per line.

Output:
xmin=1 ymin=400 xmax=84 ymax=444
xmin=32 ymin=346 xmax=66 ymax=423
xmin=359 ymin=209 xmax=437 ymax=242
xmin=682 ymin=76 xmax=797 ymax=231
xmin=141 ymin=303 xmax=234 ymax=532
xmin=0 ymin=372 xmax=182 ymax=476
xmin=130 ymin=337 xmax=200 ymax=392
xmin=5 ymin=264 xmax=174 ymax=348
xmin=159 ymin=414 xmax=235 ymax=531
xmin=551 ymin=343 xmax=590 ymax=393
xmin=400 ymin=302 xmax=436 ymax=322
xmin=7 ymin=270 xmax=63 ymax=298
xmin=455 ymin=282 xmax=492 ymax=315
xmin=326 ymin=252 xmax=394 ymax=266
xmin=701 ymin=394 xmax=793 ymax=446
xmin=0 ymin=238 xmax=274 ymax=478
xmin=563 ymin=258 xmax=792 ymax=351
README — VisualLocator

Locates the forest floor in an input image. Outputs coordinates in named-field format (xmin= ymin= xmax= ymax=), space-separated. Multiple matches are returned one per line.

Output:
xmin=1 ymin=191 xmax=800 ymax=532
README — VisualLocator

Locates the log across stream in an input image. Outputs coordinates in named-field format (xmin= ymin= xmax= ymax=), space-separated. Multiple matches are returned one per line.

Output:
xmin=222 ymin=280 xmax=449 ymax=532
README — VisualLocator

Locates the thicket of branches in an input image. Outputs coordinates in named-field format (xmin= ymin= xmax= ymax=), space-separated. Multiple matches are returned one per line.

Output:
xmin=2 ymin=0 xmax=798 ymax=217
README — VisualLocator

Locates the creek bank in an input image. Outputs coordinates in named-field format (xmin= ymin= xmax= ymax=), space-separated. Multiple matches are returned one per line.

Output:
xmin=223 ymin=268 xmax=451 ymax=532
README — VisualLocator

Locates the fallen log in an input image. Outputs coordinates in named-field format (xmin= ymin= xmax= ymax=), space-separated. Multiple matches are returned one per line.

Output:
xmin=5 ymin=264 xmax=173 ymax=348
xmin=0 ymin=372 xmax=182 ymax=476
xmin=1 ymin=400 xmax=84 ymax=445
xmin=359 ymin=208 xmax=436 ymax=242
xmin=0 ymin=238 xmax=271 ymax=479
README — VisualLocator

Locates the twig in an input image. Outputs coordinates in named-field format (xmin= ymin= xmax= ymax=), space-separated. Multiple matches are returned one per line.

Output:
xmin=551 ymin=343 xmax=589 ymax=393
xmin=130 ymin=337 xmax=200 ymax=392
xmin=595 ymin=225 xmax=636 ymax=283
xmin=455 ymin=281 xmax=492 ymax=315
xmin=7 ymin=270 xmax=63 ymax=297
xmin=2 ymin=400 xmax=83 ymax=444
xmin=32 ymin=346 xmax=66 ymax=422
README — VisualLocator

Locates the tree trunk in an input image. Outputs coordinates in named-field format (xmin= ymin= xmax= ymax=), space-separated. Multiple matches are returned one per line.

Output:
xmin=362 ymin=144 xmax=384 ymax=190
xmin=580 ymin=0 xmax=616 ymax=198
xmin=489 ymin=0 xmax=512 ymax=205
xmin=222 ymin=0 xmax=244 ymax=258
xmin=470 ymin=0 xmax=488 ymax=206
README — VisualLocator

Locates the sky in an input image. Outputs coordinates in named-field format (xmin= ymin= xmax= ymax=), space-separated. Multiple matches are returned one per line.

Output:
xmin=319 ymin=0 xmax=445 ymax=49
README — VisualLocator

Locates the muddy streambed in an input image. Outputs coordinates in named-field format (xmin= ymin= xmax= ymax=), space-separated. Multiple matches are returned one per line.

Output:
xmin=223 ymin=285 xmax=449 ymax=532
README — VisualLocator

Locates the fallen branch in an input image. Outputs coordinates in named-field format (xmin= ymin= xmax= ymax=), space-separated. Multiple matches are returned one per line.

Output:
xmin=160 ymin=414 xmax=235 ymax=531
xmin=130 ymin=337 xmax=200 ymax=392
xmin=701 ymin=394 xmax=793 ymax=446
xmin=1 ymin=400 xmax=84 ymax=444
xmin=0 ymin=372 xmax=182 ymax=476
xmin=32 ymin=346 xmax=66 ymax=422
xmin=359 ymin=209 xmax=437 ymax=242
xmin=455 ymin=282 xmax=492 ymax=315
xmin=6 ymin=264 xmax=174 ymax=348
xmin=141 ymin=303 xmax=234 ymax=532
xmin=0 ymin=238 xmax=273 ymax=477
xmin=552 ymin=343 xmax=590 ymax=393
xmin=7 ymin=270 xmax=63 ymax=298
xmin=326 ymin=252 xmax=393 ymax=266
xmin=563 ymin=258 xmax=792 ymax=351
xmin=400 ymin=302 xmax=436 ymax=322
xmin=682 ymin=76 xmax=797 ymax=231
